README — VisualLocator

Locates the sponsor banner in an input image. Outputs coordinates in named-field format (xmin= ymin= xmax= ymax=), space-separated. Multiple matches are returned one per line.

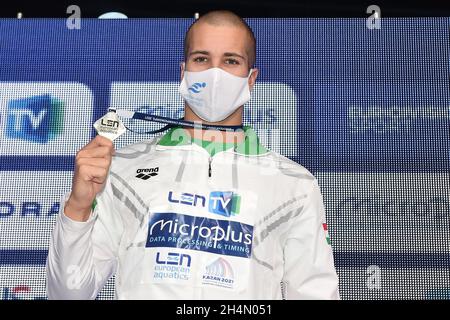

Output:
xmin=337 ymin=267 xmax=450 ymax=300
xmin=317 ymin=172 xmax=450 ymax=253
xmin=0 ymin=82 xmax=93 ymax=156
xmin=109 ymin=82 xmax=298 ymax=157
xmin=311 ymin=81 xmax=449 ymax=170
xmin=0 ymin=171 xmax=72 ymax=250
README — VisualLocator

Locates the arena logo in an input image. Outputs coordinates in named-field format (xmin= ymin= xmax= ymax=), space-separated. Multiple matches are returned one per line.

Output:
xmin=336 ymin=196 xmax=449 ymax=219
xmin=136 ymin=167 xmax=159 ymax=180
xmin=0 ymin=201 xmax=59 ymax=218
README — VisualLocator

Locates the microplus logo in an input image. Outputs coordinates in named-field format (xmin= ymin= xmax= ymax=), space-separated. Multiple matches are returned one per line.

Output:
xmin=5 ymin=94 xmax=64 ymax=143
xmin=146 ymin=212 xmax=253 ymax=258
xmin=188 ymin=82 xmax=206 ymax=94
xmin=168 ymin=191 xmax=241 ymax=217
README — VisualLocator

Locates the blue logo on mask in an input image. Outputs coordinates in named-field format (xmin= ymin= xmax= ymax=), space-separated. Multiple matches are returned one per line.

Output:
xmin=188 ymin=82 xmax=206 ymax=94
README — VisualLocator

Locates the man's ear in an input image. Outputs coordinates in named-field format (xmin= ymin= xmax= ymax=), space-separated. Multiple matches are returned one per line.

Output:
xmin=248 ymin=67 xmax=259 ymax=91
xmin=180 ymin=62 xmax=185 ymax=81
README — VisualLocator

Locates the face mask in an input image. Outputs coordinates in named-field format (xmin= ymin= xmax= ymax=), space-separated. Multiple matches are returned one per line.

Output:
xmin=179 ymin=66 xmax=253 ymax=122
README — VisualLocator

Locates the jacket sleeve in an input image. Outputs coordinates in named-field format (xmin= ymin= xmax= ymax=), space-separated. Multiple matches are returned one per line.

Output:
xmin=282 ymin=179 xmax=340 ymax=300
xmin=46 ymin=174 xmax=123 ymax=300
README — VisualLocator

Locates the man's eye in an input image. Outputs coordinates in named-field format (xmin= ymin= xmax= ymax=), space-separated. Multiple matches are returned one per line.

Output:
xmin=193 ymin=57 xmax=208 ymax=63
xmin=225 ymin=59 xmax=240 ymax=65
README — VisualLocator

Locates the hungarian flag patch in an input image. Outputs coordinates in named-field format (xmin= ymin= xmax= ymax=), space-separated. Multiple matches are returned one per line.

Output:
xmin=322 ymin=223 xmax=331 ymax=245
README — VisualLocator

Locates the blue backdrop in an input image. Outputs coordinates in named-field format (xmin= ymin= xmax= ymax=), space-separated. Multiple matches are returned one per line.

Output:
xmin=0 ymin=18 xmax=449 ymax=300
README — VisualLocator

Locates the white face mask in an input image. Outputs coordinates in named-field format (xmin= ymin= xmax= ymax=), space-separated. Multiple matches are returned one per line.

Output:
xmin=179 ymin=66 xmax=253 ymax=122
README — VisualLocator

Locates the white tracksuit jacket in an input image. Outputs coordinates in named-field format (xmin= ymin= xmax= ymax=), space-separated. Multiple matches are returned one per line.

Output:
xmin=46 ymin=127 xmax=340 ymax=300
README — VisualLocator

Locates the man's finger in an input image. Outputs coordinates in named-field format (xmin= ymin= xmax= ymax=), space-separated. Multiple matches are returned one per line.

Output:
xmin=77 ymin=146 xmax=114 ymax=159
xmin=76 ymin=157 xmax=111 ymax=169
xmin=78 ymin=165 xmax=108 ymax=182
xmin=83 ymin=135 xmax=114 ymax=150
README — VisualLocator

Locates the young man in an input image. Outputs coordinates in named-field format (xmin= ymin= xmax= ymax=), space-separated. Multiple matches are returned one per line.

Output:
xmin=46 ymin=10 xmax=340 ymax=299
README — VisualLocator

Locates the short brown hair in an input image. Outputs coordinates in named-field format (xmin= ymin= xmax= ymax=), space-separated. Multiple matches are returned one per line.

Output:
xmin=183 ymin=10 xmax=256 ymax=67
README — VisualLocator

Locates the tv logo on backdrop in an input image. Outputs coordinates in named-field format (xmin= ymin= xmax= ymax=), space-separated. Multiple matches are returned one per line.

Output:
xmin=0 ymin=83 xmax=92 ymax=156
xmin=5 ymin=94 xmax=64 ymax=143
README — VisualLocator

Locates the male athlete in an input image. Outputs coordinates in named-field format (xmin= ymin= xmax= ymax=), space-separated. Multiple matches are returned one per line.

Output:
xmin=46 ymin=10 xmax=340 ymax=299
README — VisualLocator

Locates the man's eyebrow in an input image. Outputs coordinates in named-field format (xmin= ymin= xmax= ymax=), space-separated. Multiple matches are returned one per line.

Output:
xmin=224 ymin=52 xmax=246 ymax=60
xmin=188 ymin=50 xmax=210 ymax=56
xmin=188 ymin=50 xmax=247 ymax=61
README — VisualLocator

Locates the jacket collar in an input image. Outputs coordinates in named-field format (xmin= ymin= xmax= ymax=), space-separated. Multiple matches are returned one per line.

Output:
xmin=157 ymin=126 xmax=269 ymax=156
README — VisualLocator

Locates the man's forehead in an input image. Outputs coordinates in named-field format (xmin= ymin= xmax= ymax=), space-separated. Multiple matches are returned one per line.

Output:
xmin=188 ymin=24 xmax=249 ymax=57
xmin=191 ymin=20 xmax=248 ymax=34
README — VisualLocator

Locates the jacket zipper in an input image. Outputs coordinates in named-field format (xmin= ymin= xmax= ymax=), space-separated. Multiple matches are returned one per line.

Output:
xmin=208 ymin=157 xmax=212 ymax=178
